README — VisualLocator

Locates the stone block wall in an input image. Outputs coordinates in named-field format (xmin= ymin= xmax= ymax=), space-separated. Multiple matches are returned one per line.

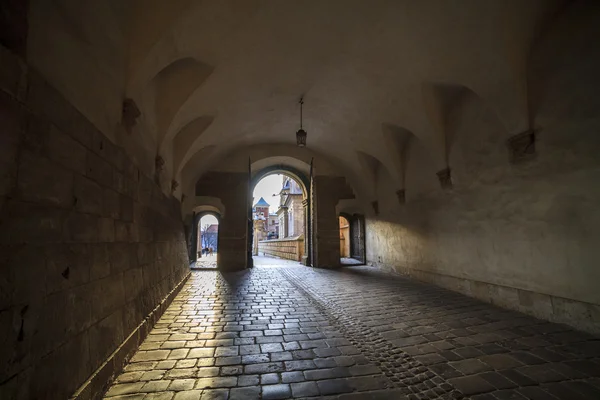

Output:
xmin=258 ymin=237 xmax=304 ymax=261
xmin=0 ymin=45 xmax=190 ymax=399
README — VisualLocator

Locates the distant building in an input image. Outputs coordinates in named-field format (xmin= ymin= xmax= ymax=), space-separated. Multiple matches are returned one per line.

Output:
xmin=267 ymin=213 xmax=279 ymax=238
xmin=252 ymin=197 xmax=270 ymax=254
xmin=277 ymin=176 xmax=304 ymax=238
xmin=198 ymin=223 xmax=219 ymax=252
xmin=253 ymin=197 xmax=279 ymax=239
xmin=253 ymin=197 xmax=270 ymax=221
xmin=254 ymin=176 xmax=306 ymax=261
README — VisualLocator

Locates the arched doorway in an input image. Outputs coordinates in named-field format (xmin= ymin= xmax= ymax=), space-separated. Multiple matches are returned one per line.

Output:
xmin=339 ymin=212 xmax=365 ymax=265
xmin=192 ymin=211 xmax=221 ymax=269
xmin=339 ymin=215 xmax=351 ymax=258
xmin=249 ymin=165 xmax=312 ymax=267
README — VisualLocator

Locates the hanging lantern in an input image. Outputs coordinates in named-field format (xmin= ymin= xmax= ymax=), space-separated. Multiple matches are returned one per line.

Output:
xmin=296 ymin=128 xmax=307 ymax=147
xmin=296 ymin=97 xmax=307 ymax=147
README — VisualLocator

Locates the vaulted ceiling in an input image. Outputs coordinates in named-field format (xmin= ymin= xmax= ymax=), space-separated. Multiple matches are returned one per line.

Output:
xmin=29 ymin=0 xmax=577 ymax=200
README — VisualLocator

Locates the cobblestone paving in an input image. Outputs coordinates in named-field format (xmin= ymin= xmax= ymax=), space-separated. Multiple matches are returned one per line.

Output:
xmin=105 ymin=260 xmax=600 ymax=400
xmin=192 ymin=254 xmax=218 ymax=269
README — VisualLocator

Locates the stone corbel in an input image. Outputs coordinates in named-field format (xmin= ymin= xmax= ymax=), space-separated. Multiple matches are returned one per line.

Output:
xmin=371 ymin=200 xmax=379 ymax=216
xmin=436 ymin=167 xmax=453 ymax=190
xmin=154 ymin=155 xmax=165 ymax=184
xmin=507 ymin=130 xmax=536 ymax=163
xmin=155 ymin=155 xmax=165 ymax=173
xmin=396 ymin=189 xmax=406 ymax=205
xmin=122 ymin=98 xmax=141 ymax=133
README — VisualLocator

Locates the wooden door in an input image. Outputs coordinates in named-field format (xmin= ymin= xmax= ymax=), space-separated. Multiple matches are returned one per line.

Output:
xmin=247 ymin=158 xmax=254 ymax=268
xmin=350 ymin=214 xmax=365 ymax=262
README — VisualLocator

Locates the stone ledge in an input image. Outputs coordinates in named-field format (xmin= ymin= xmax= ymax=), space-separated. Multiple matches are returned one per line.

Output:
xmin=258 ymin=234 xmax=304 ymax=243
xmin=258 ymin=236 xmax=304 ymax=261
xmin=368 ymin=261 xmax=600 ymax=336
xmin=69 ymin=270 xmax=191 ymax=400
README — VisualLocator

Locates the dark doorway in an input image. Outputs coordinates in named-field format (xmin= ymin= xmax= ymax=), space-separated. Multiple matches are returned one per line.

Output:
xmin=340 ymin=213 xmax=365 ymax=264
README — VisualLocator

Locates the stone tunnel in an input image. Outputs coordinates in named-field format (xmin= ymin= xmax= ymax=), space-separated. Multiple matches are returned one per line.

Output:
xmin=1 ymin=1 xmax=599 ymax=399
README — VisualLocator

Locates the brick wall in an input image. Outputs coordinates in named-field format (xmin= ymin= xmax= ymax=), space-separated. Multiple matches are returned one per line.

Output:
xmin=0 ymin=45 xmax=190 ymax=399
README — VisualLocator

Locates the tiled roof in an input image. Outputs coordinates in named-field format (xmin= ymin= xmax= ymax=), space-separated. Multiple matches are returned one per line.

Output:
xmin=253 ymin=197 xmax=270 ymax=207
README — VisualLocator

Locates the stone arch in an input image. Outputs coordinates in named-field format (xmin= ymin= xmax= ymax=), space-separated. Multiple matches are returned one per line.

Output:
xmin=339 ymin=212 xmax=366 ymax=264
xmin=421 ymin=82 xmax=519 ymax=190
xmin=153 ymin=57 xmax=214 ymax=146
xmin=171 ymin=116 xmax=215 ymax=175
xmin=192 ymin=197 xmax=226 ymax=218
xmin=191 ymin=210 xmax=222 ymax=267
xmin=250 ymin=162 xmax=312 ymax=266
xmin=250 ymin=163 xmax=310 ymax=199
xmin=381 ymin=123 xmax=417 ymax=192
xmin=336 ymin=199 xmax=365 ymax=216
xmin=126 ymin=0 xmax=196 ymax=87
xmin=403 ymin=133 xmax=440 ymax=202
xmin=179 ymin=145 xmax=219 ymax=203
xmin=422 ymin=83 xmax=503 ymax=164
xmin=180 ymin=144 xmax=364 ymax=207
xmin=354 ymin=150 xmax=382 ymax=200
xmin=445 ymin=88 xmax=512 ymax=189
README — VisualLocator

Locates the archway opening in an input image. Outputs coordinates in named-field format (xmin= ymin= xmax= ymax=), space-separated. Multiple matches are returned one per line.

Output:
xmin=339 ymin=213 xmax=365 ymax=265
xmin=194 ymin=212 xmax=220 ymax=269
xmin=339 ymin=216 xmax=351 ymax=259
xmin=251 ymin=172 xmax=308 ymax=265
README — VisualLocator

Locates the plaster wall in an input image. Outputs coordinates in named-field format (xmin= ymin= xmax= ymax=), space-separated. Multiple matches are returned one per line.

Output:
xmin=208 ymin=146 xmax=340 ymax=177
xmin=366 ymin=81 xmax=600 ymax=334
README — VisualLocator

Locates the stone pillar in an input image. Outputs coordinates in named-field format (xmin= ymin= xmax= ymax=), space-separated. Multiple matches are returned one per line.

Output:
xmin=190 ymin=213 xmax=199 ymax=263
xmin=252 ymin=221 xmax=258 ymax=256
xmin=283 ymin=208 xmax=289 ymax=237
xmin=313 ymin=176 xmax=341 ymax=268
xmin=253 ymin=219 xmax=266 ymax=255
xmin=302 ymin=199 xmax=310 ymax=265
xmin=196 ymin=218 xmax=202 ymax=258
xmin=195 ymin=172 xmax=248 ymax=271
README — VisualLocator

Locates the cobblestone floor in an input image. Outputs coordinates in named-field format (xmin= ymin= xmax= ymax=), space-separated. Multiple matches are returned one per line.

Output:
xmin=192 ymin=254 xmax=218 ymax=269
xmin=104 ymin=258 xmax=600 ymax=400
